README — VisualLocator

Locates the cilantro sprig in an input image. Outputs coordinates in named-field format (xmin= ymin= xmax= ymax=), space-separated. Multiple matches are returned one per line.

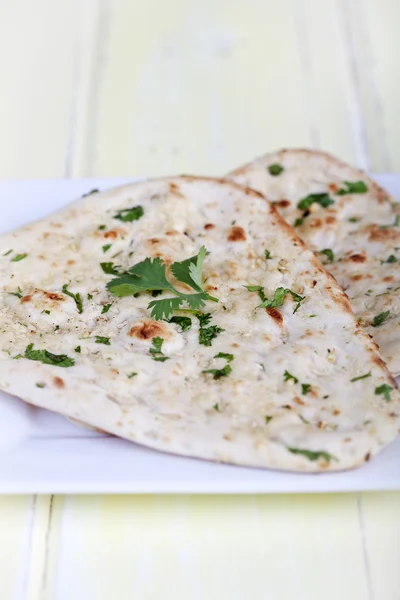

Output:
xmin=24 ymin=344 xmax=75 ymax=368
xmin=336 ymin=181 xmax=367 ymax=195
xmin=107 ymin=246 xmax=217 ymax=320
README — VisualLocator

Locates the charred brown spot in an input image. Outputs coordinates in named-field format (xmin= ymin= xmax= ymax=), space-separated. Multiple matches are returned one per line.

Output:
xmin=232 ymin=343 xmax=239 ymax=348
xmin=365 ymin=452 xmax=371 ymax=462
xmin=368 ymin=225 xmax=400 ymax=242
xmin=110 ymin=369 xmax=120 ymax=375
xmin=168 ymin=182 xmax=185 ymax=198
xmin=350 ymin=274 xmax=363 ymax=282
xmin=310 ymin=218 xmax=322 ymax=228
xmin=227 ymin=226 xmax=246 ymax=242
xmin=129 ymin=320 xmax=172 ymax=340
xmin=317 ymin=421 xmax=326 ymax=429
xmin=53 ymin=376 xmax=65 ymax=389
xmin=349 ymin=253 xmax=366 ymax=263
xmin=204 ymin=223 xmax=215 ymax=230
xmin=67 ymin=259 xmax=75 ymax=266
xmin=166 ymin=230 xmax=178 ymax=236
xmin=282 ymin=405 xmax=292 ymax=410
xmin=294 ymin=396 xmax=305 ymax=406
xmin=46 ymin=292 xmax=64 ymax=301
xmin=328 ymin=183 xmax=339 ymax=193
xmin=383 ymin=276 xmax=394 ymax=282
xmin=43 ymin=232 xmax=50 ymax=240
xmin=149 ymin=238 xmax=160 ymax=245
xmin=274 ymin=199 xmax=291 ymax=209
xmin=21 ymin=295 xmax=32 ymax=303
xmin=333 ymin=409 xmax=341 ymax=416
xmin=326 ymin=216 xmax=336 ymax=224
xmin=104 ymin=230 xmax=118 ymax=240
xmin=266 ymin=307 xmax=283 ymax=325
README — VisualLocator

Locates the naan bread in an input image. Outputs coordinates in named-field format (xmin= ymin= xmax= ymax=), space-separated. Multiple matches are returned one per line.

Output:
xmin=0 ymin=176 xmax=398 ymax=472
xmin=229 ymin=149 xmax=400 ymax=375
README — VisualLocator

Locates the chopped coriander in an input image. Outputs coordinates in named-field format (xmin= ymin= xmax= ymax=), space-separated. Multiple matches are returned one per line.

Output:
xmin=375 ymin=384 xmax=393 ymax=402
xmin=350 ymin=371 xmax=371 ymax=382
xmin=348 ymin=217 xmax=360 ymax=223
xmin=98 ymin=224 xmax=106 ymax=231
xmin=55 ymin=325 xmax=60 ymax=331
xmin=87 ymin=293 xmax=93 ymax=300
xmin=10 ymin=291 xmax=23 ymax=299
xmin=108 ymin=246 xmax=215 ymax=320
xmin=265 ymin=415 xmax=273 ymax=424
xmin=24 ymin=344 xmax=75 ymax=368
xmin=74 ymin=346 xmax=81 ymax=353
xmin=294 ymin=218 xmax=303 ymax=227
xmin=213 ymin=403 xmax=220 ymax=411
xmin=214 ymin=352 xmax=234 ymax=362
xmin=196 ymin=312 xmax=212 ymax=327
xmin=319 ymin=248 xmax=334 ymax=263
xmin=380 ymin=215 xmax=400 ymax=229
xmin=299 ymin=415 xmax=310 ymax=424
xmin=101 ymin=304 xmax=112 ymax=314
xmin=297 ymin=193 xmax=334 ymax=211
xmin=309 ymin=314 xmax=317 ymax=318
xmin=100 ymin=262 xmax=121 ymax=275
xmin=288 ymin=448 xmax=337 ymax=462
xmin=127 ymin=372 xmax=138 ymax=379
xmin=149 ymin=336 xmax=169 ymax=361
xmin=11 ymin=253 xmax=27 ymax=262
xmin=381 ymin=255 xmax=398 ymax=264
xmin=268 ymin=163 xmax=284 ymax=176
xmin=3 ymin=249 xmax=12 ymax=256
xmin=301 ymin=383 xmax=311 ymax=395
xmin=199 ymin=325 xmax=224 ymax=346
xmin=258 ymin=287 xmax=304 ymax=311
xmin=203 ymin=364 xmax=232 ymax=380
xmin=244 ymin=284 xmax=266 ymax=303
xmin=372 ymin=311 xmax=390 ymax=327
xmin=36 ymin=382 xmax=46 ymax=388
xmin=336 ymin=181 xmax=368 ymax=195
xmin=284 ymin=370 xmax=298 ymax=384
xmin=102 ymin=244 xmax=112 ymax=253
xmin=42 ymin=309 xmax=50 ymax=314
xmin=95 ymin=336 xmax=110 ymax=345
xmin=62 ymin=283 xmax=83 ymax=314
xmin=168 ymin=316 xmax=192 ymax=331
xmin=82 ymin=189 xmax=99 ymax=197
xmin=114 ymin=205 xmax=144 ymax=222
xmin=264 ymin=249 xmax=271 ymax=259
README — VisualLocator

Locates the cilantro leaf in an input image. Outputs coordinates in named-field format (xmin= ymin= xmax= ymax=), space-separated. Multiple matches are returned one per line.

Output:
xmin=259 ymin=287 xmax=304 ymax=310
xmin=101 ymin=262 xmax=121 ymax=276
xmin=214 ymin=352 xmax=234 ymax=362
xmin=128 ymin=257 xmax=176 ymax=292
xmin=244 ymin=285 xmax=266 ymax=303
xmin=336 ymin=181 xmax=368 ymax=195
xmin=127 ymin=372 xmax=138 ymax=378
xmin=168 ymin=316 xmax=192 ymax=331
xmin=319 ymin=248 xmax=334 ymax=263
xmin=268 ymin=163 xmax=284 ymax=176
xmin=264 ymin=249 xmax=271 ymax=259
xmin=82 ymin=189 xmax=99 ymax=197
xmin=149 ymin=336 xmax=169 ymax=361
xmin=294 ymin=218 xmax=303 ymax=227
xmin=375 ymin=384 xmax=393 ymax=402
xmin=102 ymin=244 xmax=112 ymax=253
xmin=297 ymin=193 xmax=334 ymax=211
xmin=196 ymin=313 xmax=212 ymax=327
xmin=213 ymin=403 xmax=220 ymax=411
xmin=74 ymin=346 xmax=81 ymax=353
xmin=288 ymin=448 xmax=337 ymax=462
xmin=114 ymin=205 xmax=144 ymax=222
xmin=95 ymin=336 xmax=110 ymax=345
xmin=203 ymin=364 xmax=232 ymax=379
xmin=381 ymin=255 xmax=398 ymax=264
xmin=101 ymin=304 xmax=112 ymax=314
xmin=24 ymin=344 xmax=75 ymax=367
xmin=301 ymin=383 xmax=311 ymax=395
xmin=373 ymin=311 xmax=390 ymax=327
xmin=148 ymin=297 xmax=184 ymax=320
xmin=188 ymin=246 xmax=208 ymax=291
xmin=62 ymin=283 xmax=83 ymax=314
xmin=348 ymin=217 xmax=360 ymax=223
xmin=199 ymin=325 xmax=225 ymax=347
xmin=350 ymin=371 xmax=371 ymax=382
xmin=265 ymin=416 xmax=273 ymax=424
xmin=284 ymin=370 xmax=298 ymax=384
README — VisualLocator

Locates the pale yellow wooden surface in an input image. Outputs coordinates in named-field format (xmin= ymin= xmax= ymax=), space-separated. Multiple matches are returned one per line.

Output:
xmin=0 ymin=1 xmax=399 ymax=599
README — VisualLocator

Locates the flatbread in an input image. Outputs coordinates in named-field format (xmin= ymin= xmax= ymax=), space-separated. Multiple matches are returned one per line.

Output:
xmin=229 ymin=149 xmax=400 ymax=375
xmin=0 ymin=176 xmax=398 ymax=472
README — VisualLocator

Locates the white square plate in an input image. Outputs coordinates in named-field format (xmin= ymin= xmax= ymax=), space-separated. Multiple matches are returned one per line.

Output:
xmin=0 ymin=176 xmax=399 ymax=494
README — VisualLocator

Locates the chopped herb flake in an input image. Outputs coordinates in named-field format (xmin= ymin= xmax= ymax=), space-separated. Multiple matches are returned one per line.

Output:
xmin=375 ymin=384 xmax=393 ymax=402
xmin=268 ymin=163 xmax=284 ymax=176
xmin=288 ymin=448 xmax=336 ymax=462
xmin=381 ymin=255 xmax=398 ymax=264
xmin=82 ymin=189 xmax=99 ymax=197
xmin=10 ymin=291 xmax=23 ymax=298
xmin=265 ymin=415 xmax=273 ymax=424
xmin=24 ymin=344 xmax=75 ymax=368
xmin=98 ymin=224 xmax=106 ymax=231
xmin=199 ymin=325 xmax=224 ymax=347
xmin=36 ymin=382 xmax=46 ymax=388
xmin=102 ymin=244 xmax=112 ymax=253
xmin=3 ymin=249 xmax=12 ymax=256
xmin=301 ymin=383 xmax=311 ymax=395
xmin=336 ymin=181 xmax=368 ymax=195
xmin=196 ymin=312 xmax=212 ymax=327
xmin=100 ymin=262 xmax=121 ymax=275
xmin=11 ymin=253 xmax=27 ymax=262
xmin=213 ymin=403 xmax=220 ymax=411
xmin=350 ymin=371 xmax=371 ymax=382
xmin=294 ymin=218 xmax=303 ymax=227
xmin=168 ymin=316 xmax=192 ymax=331
xmin=101 ymin=304 xmax=112 ymax=314
xmin=74 ymin=346 xmax=81 ymax=353
xmin=95 ymin=336 xmax=110 ymax=345
xmin=264 ymin=249 xmax=271 ymax=259
xmin=203 ymin=364 xmax=232 ymax=380
xmin=127 ymin=372 xmax=138 ymax=379
xmin=149 ymin=336 xmax=169 ymax=361
xmin=319 ymin=248 xmax=334 ymax=263
xmin=297 ymin=193 xmax=334 ymax=211
xmin=62 ymin=283 xmax=83 ymax=314
xmin=284 ymin=370 xmax=298 ymax=384
xmin=259 ymin=287 xmax=304 ymax=311
xmin=55 ymin=325 xmax=60 ymax=331
xmin=87 ymin=293 xmax=93 ymax=300
xmin=214 ymin=352 xmax=234 ymax=362
xmin=42 ymin=309 xmax=50 ymax=314
xmin=373 ymin=311 xmax=390 ymax=327
xmin=348 ymin=217 xmax=360 ymax=223
xmin=114 ymin=205 xmax=144 ymax=222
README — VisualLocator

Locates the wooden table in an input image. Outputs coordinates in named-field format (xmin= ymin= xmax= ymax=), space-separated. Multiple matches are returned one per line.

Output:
xmin=0 ymin=2 xmax=399 ymax=598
